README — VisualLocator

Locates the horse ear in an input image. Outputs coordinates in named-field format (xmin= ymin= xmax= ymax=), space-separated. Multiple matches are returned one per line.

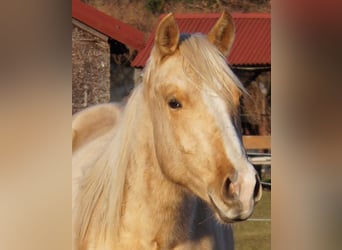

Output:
xmin=208 ymin=10 xmax=235 ymax=56
xmin=155 ymin=13 xmax=180 ymax=58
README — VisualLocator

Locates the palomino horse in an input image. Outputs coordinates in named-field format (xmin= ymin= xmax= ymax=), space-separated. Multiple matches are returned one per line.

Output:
xmin=73 ymin=10 xmax=262 ymax=250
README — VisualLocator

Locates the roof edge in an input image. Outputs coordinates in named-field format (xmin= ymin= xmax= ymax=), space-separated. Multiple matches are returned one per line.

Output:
xmin=72 ymin=0 xmax=145 ymax=50
xmin=159 ymin=12 xmax=270 ymax=20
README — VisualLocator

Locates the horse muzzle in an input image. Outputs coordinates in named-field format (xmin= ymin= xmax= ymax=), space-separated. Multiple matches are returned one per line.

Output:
xmin=208 ymin=173 xmax=262 ymax=223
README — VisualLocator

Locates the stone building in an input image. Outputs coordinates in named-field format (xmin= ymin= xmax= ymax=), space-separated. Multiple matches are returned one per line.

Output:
xmin=72 ymin=0 xmax=144 ymax=114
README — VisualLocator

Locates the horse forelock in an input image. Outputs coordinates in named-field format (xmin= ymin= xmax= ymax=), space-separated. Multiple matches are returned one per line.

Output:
xmin=179 ymin=34 xmax=245 ymax=110
xmin=143 ymin=33 xmax=245 ymax=115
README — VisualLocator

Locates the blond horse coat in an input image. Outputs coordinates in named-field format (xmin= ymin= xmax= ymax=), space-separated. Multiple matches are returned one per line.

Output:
xmin=73 ymin=11 xmax=262 ymax=250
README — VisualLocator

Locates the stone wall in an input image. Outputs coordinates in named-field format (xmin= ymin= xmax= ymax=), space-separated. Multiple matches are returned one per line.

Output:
xmin=72 ymin=20 xmax=110 ymax=114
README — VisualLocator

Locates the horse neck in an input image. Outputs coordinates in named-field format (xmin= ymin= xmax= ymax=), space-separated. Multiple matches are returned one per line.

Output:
xmin=119 ymin=89 xmax=196 ymax=246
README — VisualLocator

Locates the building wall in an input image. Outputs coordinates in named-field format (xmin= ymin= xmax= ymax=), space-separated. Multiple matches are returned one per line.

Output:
xmin=72 ymin=23 xmax=110 ymax=114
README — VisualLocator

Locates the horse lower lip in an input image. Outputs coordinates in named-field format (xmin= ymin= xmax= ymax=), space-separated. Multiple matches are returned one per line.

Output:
xmin=208 ymin=194 xmax=249 ymax=223
xmin=208 ymin=194 xmax=233 ymax=223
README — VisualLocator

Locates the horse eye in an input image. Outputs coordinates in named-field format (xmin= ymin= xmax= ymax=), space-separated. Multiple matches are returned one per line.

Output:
xmin=168 ymin=98 xmax=182 ymax=109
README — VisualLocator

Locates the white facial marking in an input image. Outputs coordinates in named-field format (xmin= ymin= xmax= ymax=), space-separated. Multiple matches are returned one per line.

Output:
xmin=202 ymin=89 xmax=248 ymax=172
xmin=203 ymin=87 xmax=259 ymax=214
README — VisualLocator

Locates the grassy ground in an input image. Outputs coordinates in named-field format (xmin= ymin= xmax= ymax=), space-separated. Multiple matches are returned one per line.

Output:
xmin=233 ymin=190 xmax=271 ymax=250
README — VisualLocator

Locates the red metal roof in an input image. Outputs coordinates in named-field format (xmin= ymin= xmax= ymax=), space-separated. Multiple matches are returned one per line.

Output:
xmin=131 ymin=13 xmax=270 ymax=67
xmin=72 ymin=0 xmax=145 ymax=51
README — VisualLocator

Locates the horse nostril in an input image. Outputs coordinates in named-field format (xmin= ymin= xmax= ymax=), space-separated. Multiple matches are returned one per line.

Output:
xmin=253 ymin=174 xmax=261 ymax=200
xmin=223 ymin=176 xmax=236 ymax=200
xmin=224 ymin=177 xmax=232 ymax=193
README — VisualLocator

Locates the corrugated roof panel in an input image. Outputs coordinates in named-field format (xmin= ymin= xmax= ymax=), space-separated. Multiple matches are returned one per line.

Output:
xmin=131 ymin=13 xmax=270 ymax=67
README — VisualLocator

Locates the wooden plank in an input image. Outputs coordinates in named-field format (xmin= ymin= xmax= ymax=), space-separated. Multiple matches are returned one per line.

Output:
xmin=248 ymin=156 xmax=271 ymax=165
xmin=72 ymin=0 xmax=145 ymax=50
xmin=72 ymin=19 xmax=108 ymax=41
xmin=243 ymin=136 xmax=271 ymax=149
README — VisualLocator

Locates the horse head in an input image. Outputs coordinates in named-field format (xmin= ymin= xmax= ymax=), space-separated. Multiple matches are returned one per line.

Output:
xmin=144 ymin=11 xmax=262 ymax=223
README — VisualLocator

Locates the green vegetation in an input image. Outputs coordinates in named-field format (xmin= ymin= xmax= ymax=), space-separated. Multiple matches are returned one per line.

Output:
xmin=233 ymin=190 xmax=271 ymax=250
xmin=145 ymin=0 xmax=164 ymax=13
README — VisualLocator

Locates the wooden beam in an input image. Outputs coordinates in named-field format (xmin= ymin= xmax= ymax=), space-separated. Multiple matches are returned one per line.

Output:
xmin=72 ymin=19 xmax=108 ymax=41
xmin=248 ymin=156 xmax=271 ymax=165
xmin=243 ymin=136 xmax=271 ymax=150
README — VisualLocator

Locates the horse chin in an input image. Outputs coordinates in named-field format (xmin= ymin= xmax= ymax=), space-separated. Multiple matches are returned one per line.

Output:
xmin=208 ymin=193 xmax=252 ymax=224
